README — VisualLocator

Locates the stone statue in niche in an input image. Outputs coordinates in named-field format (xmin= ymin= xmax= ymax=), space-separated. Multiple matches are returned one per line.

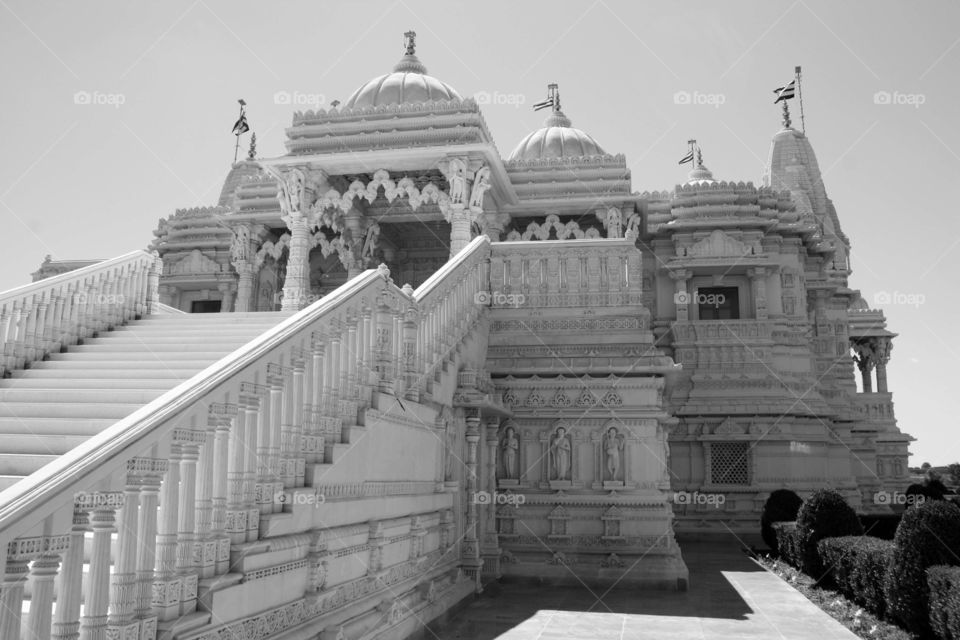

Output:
xmin=361 ymin=221 xmax=380 ymax=259
xmin=500 ymin=425 xmax=519 ymax=480
xmin=604 ymin=427 xmax=624 ymax=480
xmin=469 ymin=166 xmax=492 ymax=210
xmin=550 ymin=427 xmax=572 ymax=481
xmin=446 ymin=158 xmax=467 ymax=205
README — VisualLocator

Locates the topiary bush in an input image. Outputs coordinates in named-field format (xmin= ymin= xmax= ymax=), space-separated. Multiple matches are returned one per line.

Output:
xmin=927 ymin=565 xmax=960 ymax=640
xmin=772 ymin=521 xmax=802 ymax=568
xmin=761 ymin=489 xmax=803 ymax=554
xmin=818 ymin=536 xmax=894 ymax=617
xmin=885 ymin=500 xmax=960 ymax=635
xmin=795 ymin=489 xmax=863 ymax=580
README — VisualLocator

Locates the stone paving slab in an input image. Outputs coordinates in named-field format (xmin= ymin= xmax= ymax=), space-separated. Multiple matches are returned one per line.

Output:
xmin=421 ymin=543 xmax=859 ymax=640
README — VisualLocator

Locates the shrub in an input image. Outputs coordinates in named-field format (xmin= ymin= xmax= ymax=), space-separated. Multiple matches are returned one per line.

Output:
xmin=927 ymin=565 xmax=960 ymax=640
xmin=772 ymin=521 xmax=802 ymax=568
xmin=761 ymin=489 xmax=803 ymax=554
xmin=885 ymin=500 xmax=960 ymax=635
xmin=795 ymin=489 xmax=863 ymax=580
xmin=818 ymin=536 xmax=893 ymax=617
xmin=859 ymin=513 xmax=901 ymax=540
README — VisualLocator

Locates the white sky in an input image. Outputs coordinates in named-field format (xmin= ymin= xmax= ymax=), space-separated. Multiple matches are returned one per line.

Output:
xmin=0 ymin=0 xmax=956 ymax=466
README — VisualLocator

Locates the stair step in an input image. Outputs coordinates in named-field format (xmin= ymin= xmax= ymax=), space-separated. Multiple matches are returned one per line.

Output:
xmin=0 ymin=453 xmax=59 ymax=476
xmin=0 ymin=389 xmax=165 ymax=404
xmin=11 ymin=368 xmax=200 ymax=379
xmin=0 ymin=377 xmax=186 ymax=389
xmin=0 ymin=403 xmax=142 ymax=419
xmin=75 ymin=336 xmax=257 ymax=346
xmin=0 ymin=417 xmax=116 ymax=435
xmin=28 ymin=360 xmax=221 ymax=370
xmin=46 ymin=351 xmax=238 ymax=362
xmin=69 ymin=341 xmax=253 ymax=352
xmin=0 ymin=434 xmax=88 ymax=455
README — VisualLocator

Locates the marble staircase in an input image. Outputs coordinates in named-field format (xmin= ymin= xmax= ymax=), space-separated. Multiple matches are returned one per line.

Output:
xmin=0 ymin=312 xmax=292 ymax=490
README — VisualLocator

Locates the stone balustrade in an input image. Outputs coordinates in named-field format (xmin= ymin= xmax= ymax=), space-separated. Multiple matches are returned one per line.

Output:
xmin=0 ymin=250 xmax=160 ymax=377
xmin=0 ymin=239 xmax=491 ymax=640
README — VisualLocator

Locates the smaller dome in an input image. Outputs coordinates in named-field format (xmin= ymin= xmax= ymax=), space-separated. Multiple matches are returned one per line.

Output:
xmin=685 ymin=164 xmax=716 ymax=186
xmin=508 ymin=110 xmax=606 ymax=162
xmin=850 ymin=296 xmax=871 ymax=311
xmin=218 ymin=160 xmax=262 ymax=207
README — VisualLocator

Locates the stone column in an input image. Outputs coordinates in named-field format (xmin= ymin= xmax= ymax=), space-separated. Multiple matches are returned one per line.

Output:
xmin=107 ymin=481 xmax=141 ymax=639
xmin=480 ymin=417 xmax=501 ymax=580
xmin=375 ymin=301 xmax=395 ymax=393
xmin=218 ymin=282 xmax=236 ymax=313
xmin=233 ymin=261 xmax=256 ymax=312
xmin=482 ymin=212 xmax=510 ymax=242
xmin=281 ymin=212 xmax=311 ymax=311
xmin=209 ymin=404 xmax=235 ymax=575
xmin=0 ymin=556 xmax=30 ymax=640
xmin=876 ymin=337 xmax=892 ymax=393
xmin=154 ymin=448 xmax=182 ymax=621
xmin=26 ymin=553 xmax=61 ymax=640
xmin=53 ymin=512 xmax=88 ymax=640
xmin=449 ymin=203 xmax=471 ymax=258
xmin=148 ymin=252 xmax=163 ymax=314
xmin=669 ymin=269 xmax=691 ymax=321
xmin=462 ymin=411 xmax=483 ymax=591
xmin=747 ymin=267 xmax=769 ymax=320
xmin=175 ymin=431 xmax=203 ymax=615
xmin=852 ymin=339 xmax=876 ymax=394
xmin=133 ymin=460 xmax=164 ymax=635
xmin=80 ymin=494 xmax=123 ymax=640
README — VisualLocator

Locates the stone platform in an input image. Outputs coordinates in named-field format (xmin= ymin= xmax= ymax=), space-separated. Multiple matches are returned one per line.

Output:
xmin=415 ymin=542 xmax=858 ymax=639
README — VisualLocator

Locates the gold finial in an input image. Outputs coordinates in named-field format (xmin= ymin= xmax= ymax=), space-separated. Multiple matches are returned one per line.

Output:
xmin=403 ymin=31 xmax=416 ymax=55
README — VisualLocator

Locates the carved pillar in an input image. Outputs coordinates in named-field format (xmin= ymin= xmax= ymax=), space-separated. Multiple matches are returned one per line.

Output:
xmin=482 ymin=212 xmax=510 ymax=242
xmin=0 ymin=556 xmax=29 ymax=640
xmin=239 ymin=388 xmax=264 ymax=542
xmin=26 ymin=553 xmax=61 ymax=640
xmin=375 ymin=299 xmax=395 ymax=393
xmin=218 ymin=282 xmax=235 ymax=313
xmin=281 ymin=212 xmax=312 ymax=311
xmin=233 ymin=261 xmax=256 ymax=312
xmin=133 ymin=460 xmax=164 ymax=635
xmin=852 ymin=339 xmax=877 ymax=394
xmin=153 ymin=448 xmax=182 ymax=621
xmin=876 ymin=337 xmax=892 ymax=393
xmin=449 ymin=203 xmax=471 ymax=258
xmin=462 ymin=411 xmax=483 ymax=591
xmin=208 ymin=404 xmax=235 ymax=575
xmin=107 ymin=480 xmax=141 ymax=639
xmin=747 ymin=267 xmax=769 ymax=320
xmin=669 ymin=269 xmax=691 ymax=321
xmin=80 ymin=494 xmax=123 ymax=640
xmin=53 ymin=511 xmax=88 ymax=640
xmin=175 ymin=431 xmax=202 ymax=614
xmin=147 ymin=252 xmax=162 ymax=314
xmin=480 ymin=417 xmax=501 ymax=579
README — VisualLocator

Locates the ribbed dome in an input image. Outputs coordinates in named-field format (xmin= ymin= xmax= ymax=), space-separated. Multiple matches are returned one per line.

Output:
xmin=218 ymin=160 xmax=262 ymax=207
xmin=343 ymin=53 xmax=461 ymax=109
xmin=507 ymin=111 xmax=606 ymax=162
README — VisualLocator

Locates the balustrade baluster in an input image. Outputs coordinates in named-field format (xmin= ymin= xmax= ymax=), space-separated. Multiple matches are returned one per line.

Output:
xmin=0 ymin=555 xmax=30 ymax=639
xmin=80 ymin=494 xmax=123 ymax=640
xmin=154 ymin=448 xmax=182 ymax=621
xmin=175 ymin=431 xmax=201 ymax=615
xmin=53 ymin=509 xmax=88 ymax=640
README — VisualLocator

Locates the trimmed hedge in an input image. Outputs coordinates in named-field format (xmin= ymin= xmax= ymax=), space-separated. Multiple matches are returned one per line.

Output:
xmin=817 ymin=536 xmax=893 ymax=617
xmin=795 ymin=489 xmax=863 ymax=580
xmin=927 ymin=565 xmax=960 ymax=640
xmin=885 ymin=499 xmax=960 ymax=635
xmin=772 ymin=521 xmax=802 ymax=569
xmin=761 ymin=489 xmax=803 ymax=554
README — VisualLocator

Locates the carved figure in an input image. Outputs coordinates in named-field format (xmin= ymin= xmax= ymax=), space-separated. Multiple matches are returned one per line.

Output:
xmin=604 ymin=427 xmax=624 ymax=480
xmin=469 ymin=166 xmax=492 ymax=209
xmin=501 ymin=426 xmax=519 ymax=479
xmin=550 ymin=427 xmax=571 ymax=481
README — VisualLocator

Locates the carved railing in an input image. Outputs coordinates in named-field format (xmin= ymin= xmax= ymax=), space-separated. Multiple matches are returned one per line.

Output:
xmin=0 ymin=250 xmax=160 ymax=377
xmin=0 ymin=240 xmax=492 ymax=640
xmin=489 ymin=238 xmax=643 ymax=309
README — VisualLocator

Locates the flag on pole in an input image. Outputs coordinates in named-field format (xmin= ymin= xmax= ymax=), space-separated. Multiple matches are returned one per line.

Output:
xmin=678 ymin=149 xmax=695 ymax=165
xmin=533 ymin=83 xmax=559 ymax=111
xmin=533 ymin=98 xmax=553 ymax=111
xmin=773 ymin=79 xmax=796 ymax=104
xmin=231 ymin=111 xmax=249 ymax=135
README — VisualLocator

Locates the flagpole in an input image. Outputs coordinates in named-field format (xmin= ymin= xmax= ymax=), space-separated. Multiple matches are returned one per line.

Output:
xmin=795 ymin=65 xmax=805 ymax=134
xmin=232 ymin=99 xmax=246 ymax=164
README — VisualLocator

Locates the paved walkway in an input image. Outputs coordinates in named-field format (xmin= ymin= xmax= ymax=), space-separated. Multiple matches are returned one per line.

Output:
xmin=422 ymin=543 xmax=858 ymax=639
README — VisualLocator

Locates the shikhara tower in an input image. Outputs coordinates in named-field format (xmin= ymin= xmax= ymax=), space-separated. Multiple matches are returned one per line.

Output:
xmin=2 ymin=31 xmax=910 ymax=640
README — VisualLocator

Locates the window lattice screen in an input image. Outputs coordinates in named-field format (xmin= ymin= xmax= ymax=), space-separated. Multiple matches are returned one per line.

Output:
xmin=710 ymin=442 xmax=750 ymax=485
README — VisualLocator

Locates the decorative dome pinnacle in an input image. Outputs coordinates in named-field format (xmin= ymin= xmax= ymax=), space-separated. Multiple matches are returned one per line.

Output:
xmin=393 ymin=30 xmax=427 ymax=74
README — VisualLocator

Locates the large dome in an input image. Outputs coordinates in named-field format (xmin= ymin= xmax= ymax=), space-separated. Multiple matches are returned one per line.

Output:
xmin=343 ymin=53 xmax=461 ymax=109
xmin=508 ymin=111 xmax=606 ymax=162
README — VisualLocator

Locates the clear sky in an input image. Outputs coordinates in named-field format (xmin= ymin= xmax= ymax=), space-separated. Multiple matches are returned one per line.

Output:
xmin=0 ymin=0 xmax=956 ymax=467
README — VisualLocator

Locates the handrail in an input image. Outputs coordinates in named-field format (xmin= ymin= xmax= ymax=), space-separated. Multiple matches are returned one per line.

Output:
xmin=413 ymin=235 xmax=489 ymax=301
xmin=0 ymin=250 xmax=151 ymax=301
xmin=0 ymin=268 xmax=386 ymax=544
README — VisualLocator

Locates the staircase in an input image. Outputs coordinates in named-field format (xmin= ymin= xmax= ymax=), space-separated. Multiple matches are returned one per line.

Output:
xmin=0 ymin=311 xmax=291 ymax=490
